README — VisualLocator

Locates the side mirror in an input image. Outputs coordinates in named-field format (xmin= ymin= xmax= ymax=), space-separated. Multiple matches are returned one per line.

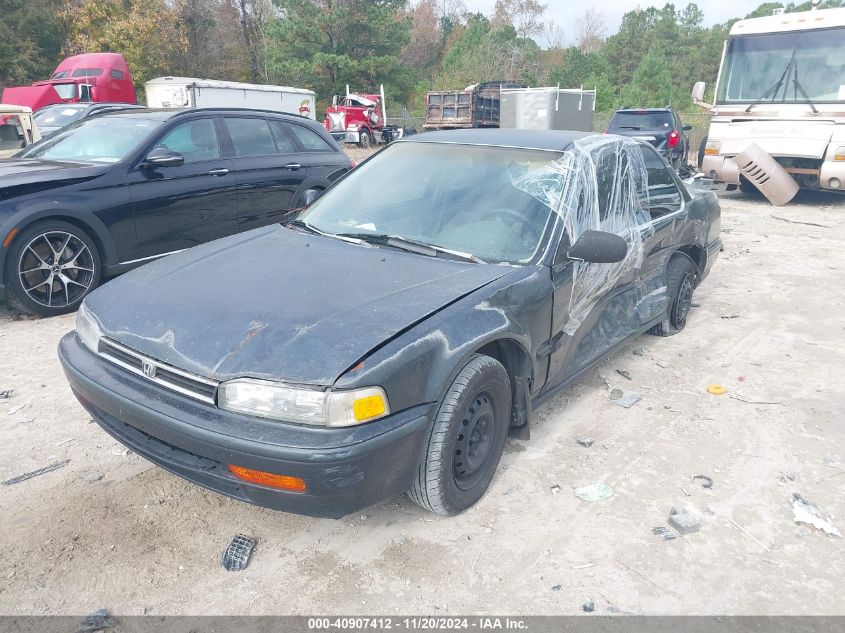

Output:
xmin=143 ymin=147 xmax=184 ymax=167
xmin=691 ymin=81 xmax=706 ymax=103
xmin=682 ymin=124 xmax=693 ymax=131
xmin=567 ymin=230 xmax=628 ymax=264
xmin=302 ymin=189 xmax=321 ymax=206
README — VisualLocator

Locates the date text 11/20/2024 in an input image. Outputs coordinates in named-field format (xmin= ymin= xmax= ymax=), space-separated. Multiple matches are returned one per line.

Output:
xmin=307 ymin=617 xmax=528 ymax=630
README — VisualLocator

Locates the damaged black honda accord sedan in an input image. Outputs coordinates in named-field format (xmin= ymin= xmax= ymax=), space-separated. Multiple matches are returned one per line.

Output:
xmin=59 ymin=129 xmax=721 ymax=518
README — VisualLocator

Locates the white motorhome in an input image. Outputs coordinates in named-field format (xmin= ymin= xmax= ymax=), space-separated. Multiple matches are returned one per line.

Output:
xmin=145 ymin=77 xmax=316 ymax=120
xmin=698 ymin=6 xmax=845 ymax=195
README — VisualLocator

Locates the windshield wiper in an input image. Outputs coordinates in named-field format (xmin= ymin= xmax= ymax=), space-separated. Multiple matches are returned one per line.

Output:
xmin=335 ymin=232 xmax=486 ymax=264
xmin=746 ymin=44 xmax=798 ymax=113
xmin=286 ymin=220 xmax=372 ymax=246
xmin=791 ymin=58 xmax=819 ymax=113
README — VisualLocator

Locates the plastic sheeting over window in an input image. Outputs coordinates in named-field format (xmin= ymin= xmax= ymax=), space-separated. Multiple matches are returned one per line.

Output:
xmin=512 ymin=134 xmax=656 ymax=334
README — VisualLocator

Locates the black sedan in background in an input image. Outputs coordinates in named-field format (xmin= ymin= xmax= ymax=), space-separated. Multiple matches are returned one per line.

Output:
xmin=33 ymin=102 xmax=147 ymax=138
xmin=0 ymin=108 xmax=352 ymax=315
xmin=59 ymin=129 xmax=722 ymax=518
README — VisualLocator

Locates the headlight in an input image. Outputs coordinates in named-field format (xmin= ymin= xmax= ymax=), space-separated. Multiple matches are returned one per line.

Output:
xmin=217 ymin=378 xmax=389 ymax=427
xmin=833 ymin=146 xmax=845 ymax=162
xmin=75 ymin=303 xmax=101 ymax=353
xmin=704 ymin=140 xmax=721 ymax=156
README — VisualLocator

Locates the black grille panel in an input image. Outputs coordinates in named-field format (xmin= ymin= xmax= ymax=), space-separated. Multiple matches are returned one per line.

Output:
xmin=98 ymin=339 xmax=218 ymax=404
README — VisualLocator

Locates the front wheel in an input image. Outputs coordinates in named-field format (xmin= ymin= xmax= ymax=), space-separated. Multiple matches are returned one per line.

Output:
xmin=4 ymin=220 xmax=101 ymax=317
xmin=408 ymin=354 xmax=512 ymax=516
xmin=358 ymin=130 xmax=372 ymax=149
xmin=649 ymin=255 xmax=698 ymax=337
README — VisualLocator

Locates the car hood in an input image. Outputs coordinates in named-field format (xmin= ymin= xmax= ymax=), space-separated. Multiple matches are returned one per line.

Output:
xmin=86 ymin=226 xmax=512 ymax=386
xmin=0 ymin=158 xmax=110 ymax=188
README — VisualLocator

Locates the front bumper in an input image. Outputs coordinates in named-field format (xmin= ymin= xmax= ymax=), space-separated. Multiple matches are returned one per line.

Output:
xmin=58 ymin=333 xmax=433 ymax=518
xmin=702 ymin=154 xmax=845 ymax=190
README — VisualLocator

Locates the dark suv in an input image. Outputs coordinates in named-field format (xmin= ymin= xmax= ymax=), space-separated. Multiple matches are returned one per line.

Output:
xmin=607 ymin=108 xmax=691 ymax=169
xmin=0 ymin=108 xmax=352 ymax=316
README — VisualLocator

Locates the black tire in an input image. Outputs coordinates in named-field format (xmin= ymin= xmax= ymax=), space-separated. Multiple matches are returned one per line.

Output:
xmin=408 ymin=354 xmax=512 ymax=516
xmin=4 ymin=220 xmax=101 ymax=317
xmin=648 ymin=255 xmax=698 ymax=337
xmin=358 ymin=130 xmax=372 ymax=149
xmin=738 ymin=177 xmax=762 ymax=196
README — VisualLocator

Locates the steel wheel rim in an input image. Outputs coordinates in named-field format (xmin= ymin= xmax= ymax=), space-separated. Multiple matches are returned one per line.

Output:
xmin=673 ymin=273 xmax=694 ymax=328
xmin=18 ymin=231 xmax=95 ymax=308
xmin=453 ymin=390 xmax=495 ymax=491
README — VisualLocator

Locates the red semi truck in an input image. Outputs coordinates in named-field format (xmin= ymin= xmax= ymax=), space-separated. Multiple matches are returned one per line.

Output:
xmin=1 ymin=53 xmax=137 ymax=112
xmin=324 ymin=85 xmax=404 ymax=148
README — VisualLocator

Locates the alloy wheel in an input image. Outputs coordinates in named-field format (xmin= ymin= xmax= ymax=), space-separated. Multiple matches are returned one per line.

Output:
xmin=17 ymin=231 xmax=95 ymax=309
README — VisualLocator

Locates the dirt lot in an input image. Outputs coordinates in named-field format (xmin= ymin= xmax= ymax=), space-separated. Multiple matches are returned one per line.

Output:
xmin=0 ymin=188 xmax=843 ymax=616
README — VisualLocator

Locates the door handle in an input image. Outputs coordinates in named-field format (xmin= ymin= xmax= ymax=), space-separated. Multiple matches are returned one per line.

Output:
xmin=283 ymin=163 xmax=302 ymax=171
xmin=208 ymin=168 xmax=229 ymax=176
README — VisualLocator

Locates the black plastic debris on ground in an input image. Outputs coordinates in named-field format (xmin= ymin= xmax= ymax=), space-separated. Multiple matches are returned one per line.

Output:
xmin=221 ymin=534 xmax=256 ymax=571
xmin=0 ymin=389 xmax=12 ymax=399
xmin=2 ymin=459 xmax=70 ymax=486
xmin=651 ymin=526 xmax=677 ymax=541
xmin=693 ymin=474 xmax=714 ymax=489
xmin=77 ymin=608 xmax=114 ymax=632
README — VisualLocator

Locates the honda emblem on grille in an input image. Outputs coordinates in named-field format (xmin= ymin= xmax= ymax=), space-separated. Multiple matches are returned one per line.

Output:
xmin=142 ymin=361 xmax=157 ymax=379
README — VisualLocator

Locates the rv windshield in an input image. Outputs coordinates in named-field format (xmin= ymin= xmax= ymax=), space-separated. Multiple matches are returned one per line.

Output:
xmin=716 ymin=27 xmax=845 ymax=104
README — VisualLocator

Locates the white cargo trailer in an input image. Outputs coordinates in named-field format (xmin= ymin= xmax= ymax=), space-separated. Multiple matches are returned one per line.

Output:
xmin=499 ymin=87 xmax=596 ymax=132
xmin=145 ymin=77 xmax=316 ymax=120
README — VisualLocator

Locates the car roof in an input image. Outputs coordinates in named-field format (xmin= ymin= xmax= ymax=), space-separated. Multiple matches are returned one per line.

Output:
xmin=614 ymin=108 xmax=673 ymax=114
xmin=94 ymin=107 xmax=317 ymax=123
xmin=406 ymin=128 xmax=595 ymax=152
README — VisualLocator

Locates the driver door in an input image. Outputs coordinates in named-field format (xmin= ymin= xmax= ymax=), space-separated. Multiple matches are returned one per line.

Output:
xmin=543 ymin=143 xmax=647 ymax=390
xmin=128 ymin=117 xmax=237 ymax=258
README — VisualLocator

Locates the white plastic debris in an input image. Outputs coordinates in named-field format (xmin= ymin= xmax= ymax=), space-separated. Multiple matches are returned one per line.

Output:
xmin=610 ymin=390 xmax=642 ymax=408
xmin=574 ymin=482 xmax=614 ymax=502
xmin=791 ymin=493 xmax=841 ymax=538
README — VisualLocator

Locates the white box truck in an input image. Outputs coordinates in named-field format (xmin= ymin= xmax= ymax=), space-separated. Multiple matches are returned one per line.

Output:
xmin=145 ymin=77 xmax=316 ymax=120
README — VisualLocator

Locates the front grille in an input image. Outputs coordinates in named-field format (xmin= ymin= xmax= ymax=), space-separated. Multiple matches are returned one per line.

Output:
xmin=98 ymin=338 xmax=219 ymax=404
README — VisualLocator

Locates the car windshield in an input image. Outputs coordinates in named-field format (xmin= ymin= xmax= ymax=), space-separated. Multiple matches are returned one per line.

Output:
xmin=52 ymin=83 xmax=77 ymax=100
xmin=609 ymin=112 xmax=672 ymax=130
xmin=34 ymin=106 xmax=86 ymax=128
xmin=299 ymin=142 xmax=565 ymax=265
xmin=21 ymin=116 xmax=160 ymax=163
xmin=717 ymin=27 xmax=845 ymax=103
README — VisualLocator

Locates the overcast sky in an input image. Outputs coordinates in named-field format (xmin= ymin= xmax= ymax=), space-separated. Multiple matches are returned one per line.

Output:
xmin=463 ymin=0 xmax=764 ymax=44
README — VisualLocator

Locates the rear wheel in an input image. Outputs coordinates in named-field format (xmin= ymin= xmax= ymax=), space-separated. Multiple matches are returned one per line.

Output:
xmin=408 ymin=354 xmax=512 ymax=516
xmin=649 ymin=255 xmax=698 ymax=337
xmin=4 ymin=220 xmax=101 ymax=317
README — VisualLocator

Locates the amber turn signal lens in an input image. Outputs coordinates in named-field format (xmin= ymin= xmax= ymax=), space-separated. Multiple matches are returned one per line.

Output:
xmin=2 ymin=227 xmax=18 ymax=248
xmin=353 ymin=394 xmax=386 ymax=421
xmin=227 ymin=464 xmax=306 ymax=492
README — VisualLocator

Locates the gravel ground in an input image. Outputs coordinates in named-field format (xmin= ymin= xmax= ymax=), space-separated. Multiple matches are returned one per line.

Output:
xmin=0 ymin=186 xmax=843 ymax=616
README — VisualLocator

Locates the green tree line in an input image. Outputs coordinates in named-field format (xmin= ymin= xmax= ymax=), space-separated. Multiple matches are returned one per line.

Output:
xmin=1 ymin=0 xmax=842 ymax=112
